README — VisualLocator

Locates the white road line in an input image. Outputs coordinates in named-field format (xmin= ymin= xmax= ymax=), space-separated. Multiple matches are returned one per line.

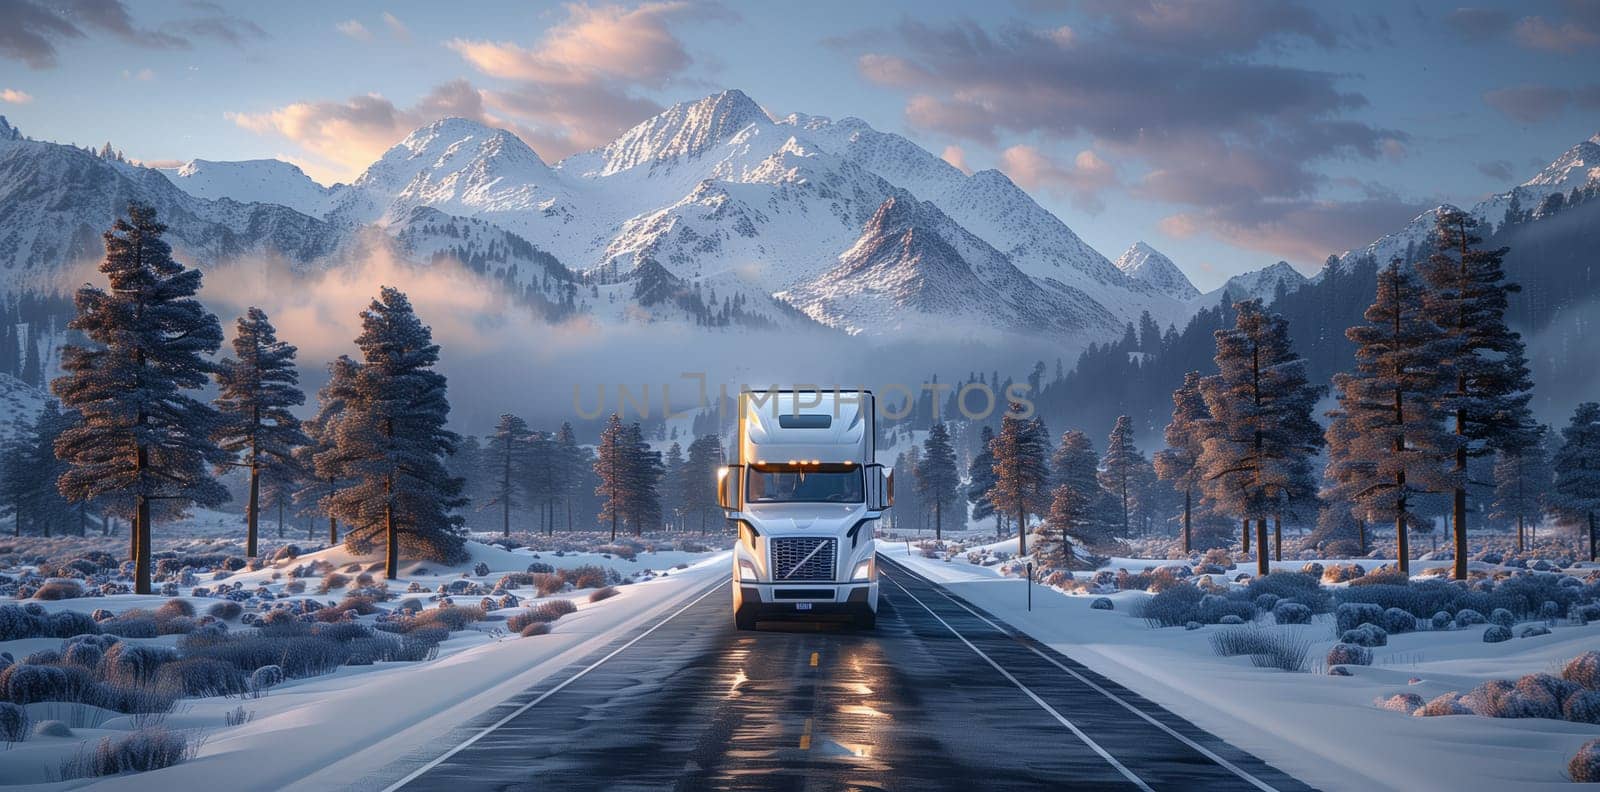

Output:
xmin=380 ymin=579 xmax=729 ymax=792
xmin=880 ymin=570 xmax=1155 ymax=792
xmin=885 ymin=560 xmax=1283 ymax=792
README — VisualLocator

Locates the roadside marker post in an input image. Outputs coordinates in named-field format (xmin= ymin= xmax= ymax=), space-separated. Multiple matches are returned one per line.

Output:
xmin=1027 ymin=561 xmax=1033 ymax=611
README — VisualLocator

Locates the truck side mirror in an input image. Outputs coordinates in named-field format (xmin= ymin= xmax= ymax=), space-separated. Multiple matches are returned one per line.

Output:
xmin=717 ymin=465 xmax=743 ymax=511
xmin=883 ymin=467 xmax=894 ymax=508
xmin=867 ymin=465 xmax=894 ymax=510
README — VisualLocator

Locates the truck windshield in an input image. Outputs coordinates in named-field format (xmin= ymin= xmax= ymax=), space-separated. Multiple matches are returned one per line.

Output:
xmin=745 ymin=465 xmax=863 ymax=503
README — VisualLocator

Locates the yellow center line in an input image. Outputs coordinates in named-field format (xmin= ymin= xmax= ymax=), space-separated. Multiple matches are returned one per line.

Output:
xmin=809 ymin=651 xmax=819 ymax=667
xmin=799 ymin=717 xmax=813 ymax=750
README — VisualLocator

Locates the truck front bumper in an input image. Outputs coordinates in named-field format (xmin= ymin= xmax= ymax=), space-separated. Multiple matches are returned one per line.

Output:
xmin=734 ymin=580 xmax=878 ymax=623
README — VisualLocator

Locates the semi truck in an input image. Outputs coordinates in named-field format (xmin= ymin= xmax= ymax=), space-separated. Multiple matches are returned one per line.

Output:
xmin=717 ymin=389 xmax=893 ymax=630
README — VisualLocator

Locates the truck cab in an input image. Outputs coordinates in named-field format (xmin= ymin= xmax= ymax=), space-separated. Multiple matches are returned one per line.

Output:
xmin=718 ymin=389 xmax=892 ymax=630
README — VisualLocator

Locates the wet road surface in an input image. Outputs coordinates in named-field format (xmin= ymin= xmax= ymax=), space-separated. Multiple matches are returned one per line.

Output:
xmin=375 ymin=558 xmax=1315 ymax=792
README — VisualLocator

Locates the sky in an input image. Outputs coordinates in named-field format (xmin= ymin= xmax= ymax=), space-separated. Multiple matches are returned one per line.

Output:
xmin=0 ymin=0 xmax=1597 ymax=290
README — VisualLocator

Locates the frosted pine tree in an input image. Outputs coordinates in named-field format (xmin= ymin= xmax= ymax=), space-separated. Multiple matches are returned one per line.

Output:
xmin=213 ymin=308 xmax=308 ymax=557
xmin=1489 ymin=422 xmax=1551 ymax=551
xmin=52 ymin=203 xmax=228 ymax=594
xmin=681 ymin=435 xmax=724 ymax=533
xmin=484 ymin=414 xmax=532 ymax=537
xmin=595 ymin=414 xmax=628 ymax=541
xmin=1550 ymin=403 xmax=1600 ymax=561
xmin=989 ymin=405 xmax=1050 ymax=556
xmin=1048 ymin=430 xmax=1113 ymax=556
xmin=1419 ymin=208 xmax=1536 ymax=577
xmin=1196 ymin=300 xmax=1323 ymax=575
xmin=1155 ymin=372 xmax=1210 ymax=552
xmin=553 ymin=422 xmax=583 ymax=532
xmin=1330 ymin=264 xmax=1457 ymax=574
xmin=916 ymin=422 xmax=963 ymax=540
xmin=623 ymin=421 xmax=664 ymax=535
xmin=661 ymin=441 xmax=685 ymax=531
xmin=1319 ymin=406 xmax=1370 ymax=555
xmin=297 ymin=356 xmax=358 ymax=544
xmin=966 ymin=425 xmax=998 ymax=527
xmin=1099 ymin=416 xmax=1148 ymax=536
xmin=317 ymin=288 xmax=467 ymax=577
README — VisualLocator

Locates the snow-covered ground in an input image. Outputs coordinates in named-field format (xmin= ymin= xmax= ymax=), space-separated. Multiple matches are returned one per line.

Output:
xmin=883 ymin=538 xmax=1599 ymax=791
xmin=0 ymin=534 xmax=729 ymax=788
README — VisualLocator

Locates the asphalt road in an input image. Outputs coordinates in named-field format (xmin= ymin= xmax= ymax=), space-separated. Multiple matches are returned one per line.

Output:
xmin=375 ymin=558 xmax=1315 ymax=792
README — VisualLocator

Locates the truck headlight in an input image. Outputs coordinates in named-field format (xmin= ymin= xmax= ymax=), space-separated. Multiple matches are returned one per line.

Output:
xmin=737 ymin=558 xmax=759 ymax=581
xmin=851 ymin=558 xmax=875 ymax=582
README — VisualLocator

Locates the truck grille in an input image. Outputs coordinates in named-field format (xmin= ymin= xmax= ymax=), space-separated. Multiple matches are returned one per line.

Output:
xmin=769 ymin=537 xmax=836 ymax=581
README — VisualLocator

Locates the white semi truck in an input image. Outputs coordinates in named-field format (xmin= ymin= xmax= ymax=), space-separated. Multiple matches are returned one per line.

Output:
xmin=717 ymin=389 xmax=893 ymax=630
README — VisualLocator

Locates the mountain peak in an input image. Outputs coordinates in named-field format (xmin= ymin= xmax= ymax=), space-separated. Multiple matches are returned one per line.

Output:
xmin=593 ymin=88 xmax=773 ymax=175
xmin=1114 ymin=241 xmax=1199 ymax=301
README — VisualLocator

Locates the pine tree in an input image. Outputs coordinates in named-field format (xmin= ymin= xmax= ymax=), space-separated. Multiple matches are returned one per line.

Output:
xmin=966 ymin=425 xmax=998 ymax=526
xmin=1320 ymin=406 xmax=1368 ymax=555
xmin=661 ymin=441 xmax=685 ymax=531
xmin=1330 ymin=264 xmax=1457 ymax=574
xmin=525 ymin=429 xmax=556 ymax=532
xmin=315 ymin=288 xmax=467 ymax=576
xmin=552 ymin=422 xmax=583 ymax=533
xmin=1550 ymin=403 xmax=1600 ymax=560
xmin=622 ymin=421 xmax=664 ymax=535
xmin=1155 ymin=372 xmax=1209 ymax=552
xmin=484 ymin=413 xmax=532 ymax=536
xmin=680 ymin=434 xmax=723 ymax=533
xmin=1419 ymin=208 xmax=1536 ymax=578
xmin=297 ymin=356 xmax=358 ymax=544
xmin=213 ymin=308 xmax=308 ymax=558
xmin=52 ymin=203 xmax=228 ymax=594
xmin=916 ymin=422 xmax=963 ymax=540
xmin=595 ymin=414 xmax=629 ymax=541
xmin=1196 ymin=301 xmax=1323 ymax=575
xmin=0 ymin=416 xmax=36 ymax=536
xmin=989 ymin=405 xmax=1050 ymax=556
xmin=1099 ymin=416 xmax=1148 ymax=536
xmin=1047 ymin=430 xmax=1113 ymax=559
xmin=1490 ymin=423 xmax=1552 ymax=552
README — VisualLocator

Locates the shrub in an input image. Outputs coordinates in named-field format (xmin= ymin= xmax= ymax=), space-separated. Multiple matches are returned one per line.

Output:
xmin=1461 ymin=679 xmax=1514 ymax=716
xmin=411 ymin=605 xmax=485 ymax=632
xmin=1247 ymin=572 xmax=1333 ymax=614
xmin=155 ymin=599 xmax=195 ymax=619
xmin=1562 ymin=651 xmax=1600 ymax=690
xmin=1572 ymin=739 xmax=1600 ymax=783
xmin=336 ymin=595 xmax=380 ymax=615
xmin=1565 ymin=691 xmax=1600 ymax=724
xmin=519 ymin=622 xmax=551 ymax=637
xmin=1198 ymin=594 xmax=1256 ymax=624
xmin=101 ymin=644 xmax=177 ymax=684
xmin=154 ymin=657 xmax=248 ymax=697
xmin=1519 ymin=673 xmax=1581 ymax=708
xmin=1489 ymin=608 xmax=1515 ymax=628
xmin=249 ymin=665 xmax=283 ymax=695
xmin=34 ymin=720 xmax=70 ymax=738
xmin=1336 ymin=603 xmax=1385 ymax=633
xmin=2 ymin=664 xmax=69 ymax=704
xmin=1209 ymin=625 xmax=1277 ymax=657
xmin=1520 ymin=624 xmax=1551 ymax=638
xmin=313 ymin=622 xmax=372 ymax=643
xmin=49 ymin=611 xmax=99 ymax=639
xmin=1138 ymin=583 xmax=1205 ymax=628
xmin=62 ymin=642 xmax=103 ymax=669
xmin=102 ymin=612 xmax=160 ymax=639
xmin=1219 ymin=614 xmax=1245 ymax=625
xmin=1455 ymin=608 xmax=1486 ymax=626
xmin=1273 ymin=602 xmax=1311 ymax=625
xmin=526 ymin=562 xmax=554 ymax=574
xmin=1089 ymin=597 xmax=1113 ymax=611
xmin=1326 ymin=643 xmax=1372 ymax=666
xmin=1483 ymin=625 xmax=1512 ymax=643
xmin=34 ymin=579 xmax=84 ymax=600
xmin=1380 ymin=607 xmax=1416 ymax=634
xmin=1322 ymin=563 xmax=1365 ymax=583
xmin=0 ymin=701 xmax=27 ymax=741
xmin=208 ymin=601 xmax=243 ymax=620
xmin=63 ymin=727 xmax=188 ymax=778
xmin=0 ymin=604 xmax=46 ymax=640
xmin=1414 ymin=692 xmax=1470 ymax=717
xmin=1377 ymin=692 xmax=1423 ymax=714
xmin=404 ymin=625 xmax=450 ymax=646
xmin=1430 ymin=611 xmax=1453 ymax=630
xmin=589 ymin=586 xmax=619 ymax=603
xmin=1341 ymin=623 xmax=1388 ymax=648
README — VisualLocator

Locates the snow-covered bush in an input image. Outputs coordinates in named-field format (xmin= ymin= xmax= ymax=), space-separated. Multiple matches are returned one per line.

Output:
xmin=1340 ymin=623 xmax=1388 ymax=647
xmin=1199 ymin=594 xmax=1256 ymax=624
xmin=34 ymin=720 xmax=70 ymax=737
xmin=1489 ymin=608 xmax=1515 ymax=628
xmin=1430 ymin=611 xmax=1453 ymax=630
xmin=409 ymin=604 xmax=485 ymax=631
xmin=1380 ymin=607 xmax=1416 ymax=634
xmin=248 ymin=665 xmax=283 ymax=696
xmin=155 ymin=599 xmax=194 ymax=619
xmin=101 ymin=643 xmax=178 ymax=684
xmin=1414 ymin=692 xmax=1470 ymax=717
xmin=1572 ymin=739 xmax=1600 ymax=782
xmin=526 ymin=562 xmax=554 ymax=574
xmin=1454 ymin=608 xmax=1486 ymax=626
xmin=154 ymin=657 xmax=248 ymax=697
xmin=1246 ymin=572 xmax=1332 ymax=613
xmin=1273 ymin=602 xmax=1311 ymax=624
xmin=519 ymin=622 xmax=551 ymax=637
xmin=1326 ymin=643 xmax=1372 ymax=666
xmin=49 ymin=610 xmax=98 ymax=639
xmin=0 ymin=701 xmax=28 ymax=741
xmin=101 ymin=611 xmax=159 ymax=639
xmin=473 ymin=562 xmax=490 ymax=577
xmin=34 ymin=579 xmax=84 ymax=600
xmin=1482 ymin=625 xmax=1512 ymax=643
xmin=0 ymin=604 xmax=46 ymax=640
xmin=208 ymin=601 xmax=243 ymax=620
xmin=1322 ymin=563 xmax=1365 ymax=584
xmin=589 ymin=586 xmax=618 ymax=603
xmin=1090 ymin=597 xmax=1113 ymax=610
xmin=1562 ymin=651 xmax=1600 ymax=690
xmin=1377 ymin=693 xmax=1423 ymax=714
xmin=1520 ymin=624 xmax=1551 ymax=638
xmin=1336 ymin=603 xmax=1384 ymax=633
xmin=62 ymin=727 xmax=188 ymax=778
xmin=62 ymin=642 xmax=103 ymax=669
xmin=1219 ymin=614 xmax=1245 ymax=624
xmin=1565 ymin=691 xmax=1600 ymax=724
xmin=1137 ymin=583 xmax=1205 ymax=627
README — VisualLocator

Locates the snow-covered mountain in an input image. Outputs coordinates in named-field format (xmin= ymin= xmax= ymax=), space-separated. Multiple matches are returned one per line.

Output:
xmin=159 ymin=158 xmax=339 ymax=217
xmin=1200 ymin=261 xmax=1308 ymax=306
xmin=1340 ymin=132 xmax=1600 ymax=269
xmin=1114 ymin=242 xmax=1199 ymax=301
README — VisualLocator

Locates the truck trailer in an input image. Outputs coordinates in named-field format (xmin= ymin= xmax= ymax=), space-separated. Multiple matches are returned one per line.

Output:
xmin=717 ymin=389 xmax=893 ymax=630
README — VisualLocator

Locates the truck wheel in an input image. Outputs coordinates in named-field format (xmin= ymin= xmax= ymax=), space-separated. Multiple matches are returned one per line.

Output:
xmin=735 ymin=607 xmax=757 ymax=631
xmin=854 ymin=609 xmax=876 ymax=630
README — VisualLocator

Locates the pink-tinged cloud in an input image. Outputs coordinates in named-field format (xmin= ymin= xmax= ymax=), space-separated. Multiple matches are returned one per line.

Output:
xmin=940 ymin=145 xmax=971 ymax=175
xmin=335 ymin=20 xmax=371 ymax=42
xmin=999 ymin=145 xmax=1116 ymax=214
xmin=0 ymin=88 xmax=33 ymax=104
xmin=1163 ymin=195 xmax=1427 ymax=263
xmin=1513 ymin=15 xmax=1599 ymax=53
xmin=1484 ymin=83 xmax=1574 ymax=123
xmin=227 ymin=80 xmax=531 ymax=184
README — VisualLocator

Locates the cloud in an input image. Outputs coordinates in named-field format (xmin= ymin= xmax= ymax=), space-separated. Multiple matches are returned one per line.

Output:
xmin=336 ymin=20 xmax=371 ymax=41
xmin=120 ymin=67 xmax=154 ymax=81
xmin=1484 ymin=83 xmax=1578 ymax=122
xmin=381 ymin=12 xmax=410 ymax=41
xmin=853 ymin=13 xmax=1417 ymax=263
xmin=1445 ymin=7 xmax=1512 ymax=40
xmin=940 ymin=145 xmax=971 ymax=174
xmin=228 ymin=80 xmax=530 ymax=184
xmin=0 ymin=88 xmax=33 ymax=104
xmin=1477 ymin=159 xmax=1515 ymax=182
xmin=0 ymin=0 xmax=262 ymax=68
xmin=1513 ymin=14 xmax=1600 ymax=52
xmin=1163 ymin=195 xmax=1428 ymax=263
xmin=998 ymin=145 xmax=1115 ymax=213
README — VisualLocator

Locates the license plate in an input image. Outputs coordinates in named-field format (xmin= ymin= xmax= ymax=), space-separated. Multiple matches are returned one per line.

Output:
xmin=795 ymin=603 xmax=813 ymax=611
